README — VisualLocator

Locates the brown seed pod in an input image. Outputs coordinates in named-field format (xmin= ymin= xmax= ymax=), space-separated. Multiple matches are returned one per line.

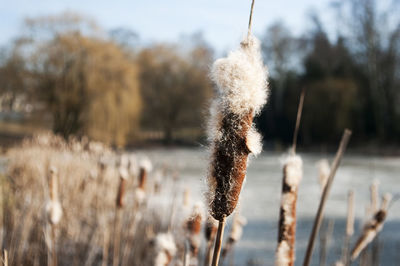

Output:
xmin=208 ymin=111 xmax=253 ymax=221
xmin=116 ymin=176 xmax=126 ymax=208
xmin=138 ymin=168 xmax=147 ymax=190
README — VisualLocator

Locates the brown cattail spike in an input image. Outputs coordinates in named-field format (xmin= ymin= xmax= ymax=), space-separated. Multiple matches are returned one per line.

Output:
xmin=138 ymin=168 xmax=147 ymax=190
xmin=116 ymin=177 xmax=126 ymax=208
xmin=209 ymin=111 xmax=253 ymax=220
xmin=186 ymin=203 xmax=204 ymax=257
xmin=276 ymin=155 xmax=302 ymax=266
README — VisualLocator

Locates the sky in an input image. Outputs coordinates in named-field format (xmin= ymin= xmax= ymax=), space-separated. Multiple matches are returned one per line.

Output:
xmin=0 ymin=0 xmax=335 ymax=52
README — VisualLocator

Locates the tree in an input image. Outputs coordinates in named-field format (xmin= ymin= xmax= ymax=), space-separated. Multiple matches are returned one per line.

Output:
xmin=137 ymin=40 xmax=213 ymax=143
xmin=12 ymin=13 xmax=142 ymax=146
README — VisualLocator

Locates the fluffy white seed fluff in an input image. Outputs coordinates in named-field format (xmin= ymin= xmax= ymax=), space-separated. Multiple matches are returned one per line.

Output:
xmin=119 ymin=167 xmax=129 ymax=180
xmin=246 ymin=126 xmax=263 ymax=156
xmin=128 ymin=154 xmax=138 ymax=176
xmin=280 ymin=193 xmax=295 ymax=226
xmin=119 ymin=154 xmax=130 ymax=169
xmin=283 ymin=155 xmax=303 ymax=187
xmin=211 ymin=35 xmax=268 ymax=116
xmin=154 ymin=233 xmax=177 ymax=266
xmin=230 ymin=214 xmax=247 ymax=241
xmin=317 ymin=159 xmax=330 ymax=191
xmin=207 ymin=100 xmax=224 ymax=142
xmin=276 ymin=241 xmax=291 ymax=266
xmin=139 ymin=157 xmax=153 ymax=172
xmin=191 ymin=201 xmax=205 ymax=218
xmin=46 ymin=200 xmax=63 ymax=225
xmin=381 ymin=193 xmax=392 ymax=210
xmin=135 ymin=188 xmax=146 ymax=204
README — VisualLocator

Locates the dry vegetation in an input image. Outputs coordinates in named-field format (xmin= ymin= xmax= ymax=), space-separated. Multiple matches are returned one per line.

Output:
xmin=0 ymin=133 xmax=206 ymax=266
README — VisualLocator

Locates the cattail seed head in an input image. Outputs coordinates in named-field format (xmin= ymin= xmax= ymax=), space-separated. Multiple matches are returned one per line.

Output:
xmin=276 ymin=155 xmax=303 ymax=266
xmin=152 ymin=233 xmax=177 ymax=266
xmin=350 ymin=193 xmax=392 ymax=261
xmin=186 ymin=202 xmax=204 ymax=257
xmin=205 ymin=216 xmax=218 ymax=242
xmin=207 ymin=35 xmax=268 ymax=221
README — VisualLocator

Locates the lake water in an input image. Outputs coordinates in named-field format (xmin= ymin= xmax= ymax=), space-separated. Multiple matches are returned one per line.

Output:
xmin=141 ymin=148 xmax=400 ymax=266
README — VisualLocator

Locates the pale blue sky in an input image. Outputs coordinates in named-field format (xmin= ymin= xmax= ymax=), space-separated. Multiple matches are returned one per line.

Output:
xmin=0 ymin=0 xmax=334 ymax=52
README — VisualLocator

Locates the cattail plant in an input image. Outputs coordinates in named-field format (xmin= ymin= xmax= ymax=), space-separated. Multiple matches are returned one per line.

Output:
xmin=185 ymin=202 xmax=204 ymax=261
xmin=135 ymin=157 xmax=152 ymax=205
xmin=338 ymin=190 xmax=355 ymax=266
xmin=303 ymin=129 xmax=352 ymax=266
xmin=2 ymin=250 xmax=8 ymax=266
xmin=275 ymin=88 xmax=305 ymax=266
xmin=45 ymin=166 xmax=62 ymax=266
xmin=113 ymin=156 xmax=130 ymax=266
xmin=369 ymin=179 xmax=380 ymax=265
xmin=350 ymin=193 xmax=392 ymax=261
xmin=204 ymin=216 xmax=218 ymax=266
xmin=318 ymin=220 xmax=334 ymax=266
xmin=151 ymin=233 xmax=177 ymax=266
xmin=206 ymin=1 xmax=268 ymax=264
xmin=221 ymin=211 xmax=247 ymax=263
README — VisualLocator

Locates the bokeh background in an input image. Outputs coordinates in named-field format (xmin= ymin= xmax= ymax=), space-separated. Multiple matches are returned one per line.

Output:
xmin=1 ymin=1 xmax=400 ymax=266
xmin=1 ymin=0 xmax=400 ymax=150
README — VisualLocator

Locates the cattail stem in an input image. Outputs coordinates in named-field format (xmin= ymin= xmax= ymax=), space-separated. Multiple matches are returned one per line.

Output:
xmin=350 ymin=194 xmax=392 ymax=261
xmin=211 ymin=216 xmax=226 ymax=266
xmin=341 ymin=190 xmax=354 ymax=265
xmin=102 ymin=228 xmax=110 ymax=266
xmin=112 ymin=209 xmax=122 ymax=266
xmin=204 ymin=240 xmax=214 ymax=266
xmin=51 ymin=226 xmax=57 ymax=266
xmin=183 ymin=240 xmax=190 ymax=266
xmin=291 ymin=88 xmax=305 ymax=155
xmin=3 ymin=250 xmax=8 ymax=266
xmin=303 ymin=129 xmax=352 ymax=266
xmin=247 ymin=0 xmax=255 ymax=38
xmin=319 ymin=220 xmax=334 ymax=266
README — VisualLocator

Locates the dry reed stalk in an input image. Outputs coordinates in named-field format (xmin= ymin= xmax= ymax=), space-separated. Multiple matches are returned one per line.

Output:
xmin=303 ymin=129 xmax=352 ymax=266
xmin=102 ymin=227 xmax=110 ymax=266
xmin=113 ymin=168 xmax=128 ymax=266
xmin=211 ymin=217 xmax=226 ymax=266
xmin=319 ymin=220 xmax=334 ymax=266
xmin=183 ymin=240 xmax=190 ymax=266
xmin=207 ymin=1 xmax=267 ymax=264
xmin=221 ymin=212 xmax=247 ymax=262
xmin=340 ymin=190 xmax=354 ymax=266
xmin=204 ymin=217 xmax=218 ymax=266
xmin=370 ymin=180 xmax=379 ymax=214
xmin=350 ymin=193 xmax=392 ymax=261
xmin=3 ymin=250 xmax=8 ymax=266
xmin=45 ymin=167 xmax=62 ymax=266
xmin=275 ymin=89 xmax=305 ymax=266
xmin=369 ymin=180 xmax=380 ymax=265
